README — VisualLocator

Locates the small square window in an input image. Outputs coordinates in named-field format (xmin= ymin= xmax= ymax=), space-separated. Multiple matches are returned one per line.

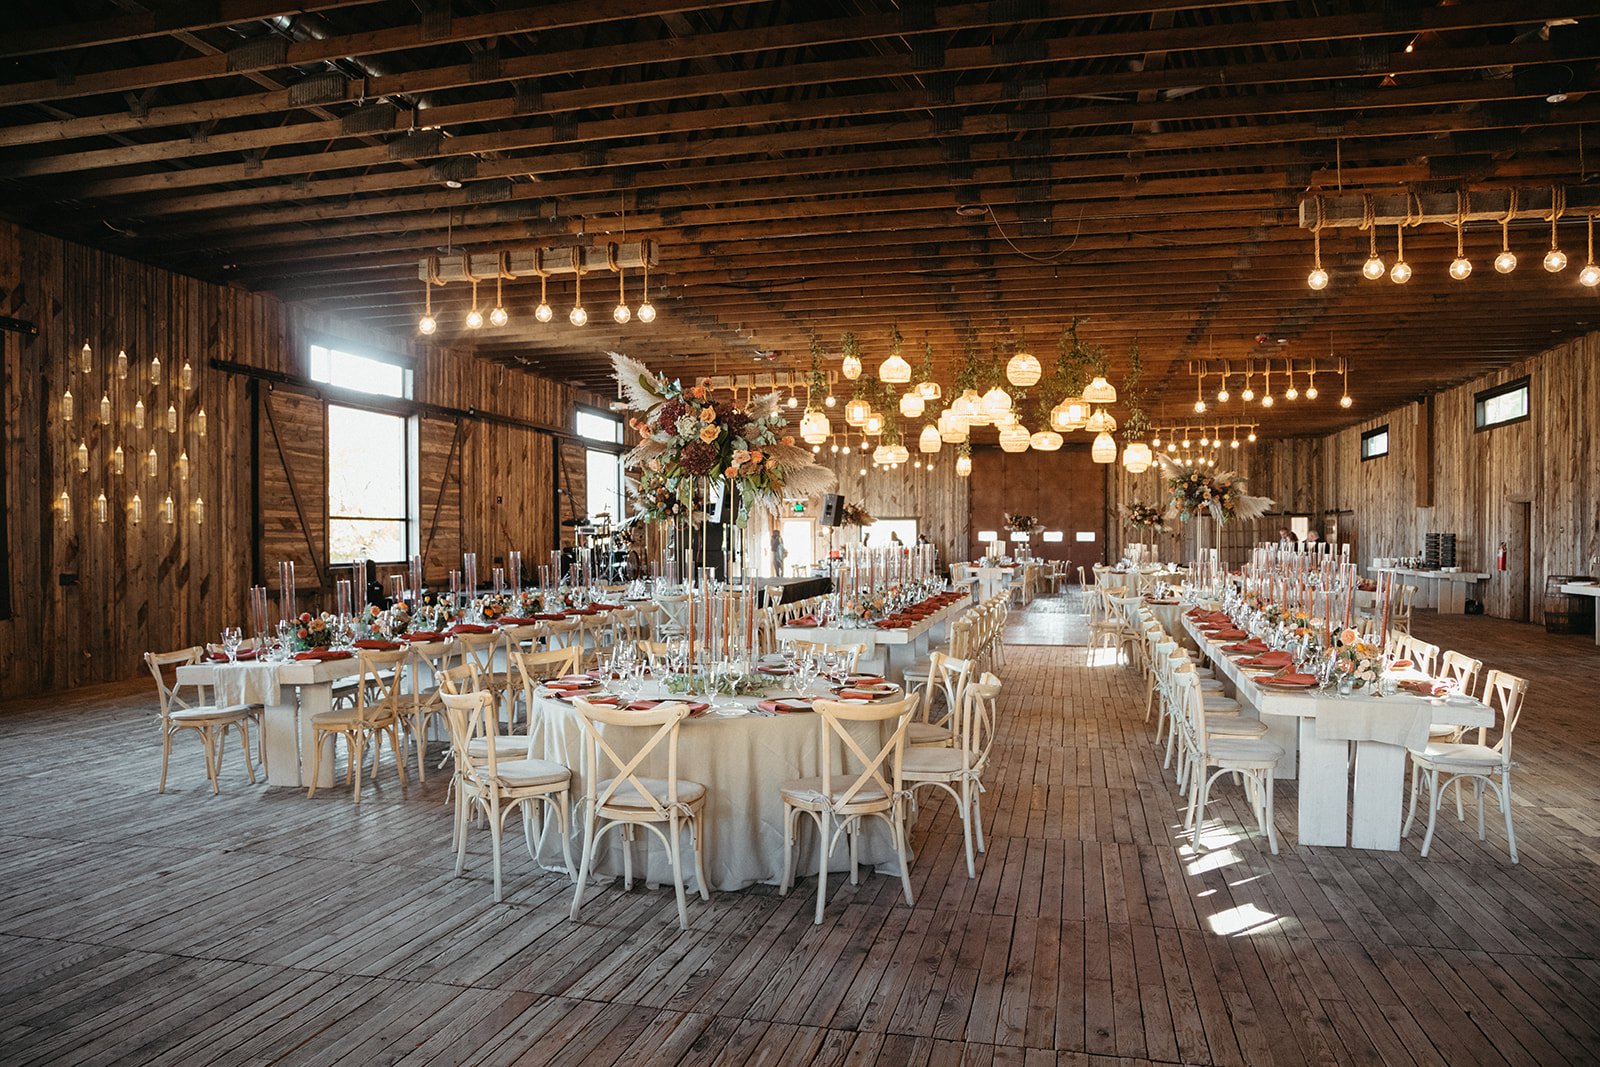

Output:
xmin=1474 ymin=377 xmax=1529 ymax=431
xmin=1042 ymin=531 xmax=1064 ymax=543
xmin=1075 ymin=531 xmax=1097 ymax=543
xmin=1360 ymin=425 xmax=1389 ymax=461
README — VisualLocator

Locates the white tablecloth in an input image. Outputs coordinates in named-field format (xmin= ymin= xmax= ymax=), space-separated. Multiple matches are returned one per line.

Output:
xmin=527 ymin=692 xmax=900 ymax=892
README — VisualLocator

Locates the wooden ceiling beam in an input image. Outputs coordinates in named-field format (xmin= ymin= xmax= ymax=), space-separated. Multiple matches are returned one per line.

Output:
xmin=4 ymin=32 xmax=1578 ymax=179
xmin=0 ymin=0 xmax=757 ymax=107
xmin=37 ymin=87 xmax=1600 ymax=216
xmin=2 ymin=0 xmax=387 ymax=58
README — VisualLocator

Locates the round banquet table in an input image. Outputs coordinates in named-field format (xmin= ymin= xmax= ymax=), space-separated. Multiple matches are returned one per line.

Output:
xmin=523 ymin=690 xmax=903 ymax=892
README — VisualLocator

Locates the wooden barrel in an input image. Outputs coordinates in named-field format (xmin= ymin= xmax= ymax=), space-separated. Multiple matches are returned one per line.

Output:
xmin=1544 ymin=575 xmax=1597 ymax=635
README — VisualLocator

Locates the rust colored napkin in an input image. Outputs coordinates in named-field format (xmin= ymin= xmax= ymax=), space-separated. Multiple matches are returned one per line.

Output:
xmin=353 ymin=639 xmax=402 ymax=651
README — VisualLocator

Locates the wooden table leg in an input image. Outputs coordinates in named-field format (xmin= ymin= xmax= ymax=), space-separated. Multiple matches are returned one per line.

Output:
xmin=1351 ymin=741 xmax=1407 ymax=850
xmin=1297 ymin=720 xmax=1350 ymax=847
xmin=297 ymin=682 xmax=337 ymax=790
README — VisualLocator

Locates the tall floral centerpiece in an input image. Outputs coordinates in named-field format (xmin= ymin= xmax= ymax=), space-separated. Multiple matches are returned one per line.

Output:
xmin=1158 ymin=455 xmax=1273 ymax=525
xmin=612 ymin=352 xmax=835 ymax=669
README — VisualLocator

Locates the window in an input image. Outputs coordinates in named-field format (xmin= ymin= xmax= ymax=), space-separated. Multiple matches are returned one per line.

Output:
xmin=576 ymin=409 xmax=624 ymax=522
xmin=1042 ymin=531 xmax=1064 ymax=543
xmin=309 ymin=341 xmax=412 ymax=399
xmin=1475 ymin=377 xmax=1529 ymax=431
xmin=1360 ymin=426 xmax=1389 ymax=461
xmin=327 ymin=405 xmax=412 ymax=563
xmin=863 ymin=518 xmax=917 ymax=548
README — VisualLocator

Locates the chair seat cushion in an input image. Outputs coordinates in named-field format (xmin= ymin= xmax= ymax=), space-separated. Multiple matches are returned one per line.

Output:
xmin=907 ymin=722 xmax=952 ymax=746
xmin=1415 ymin=742 xmax=1502 ymax=769
xmin=597 ymin=776 xmax=706 ymax=810
xmin=310 ymin=707 xmax=396 ymax=727
xmin=1427 ymin=723 xmax=1461 ymax=739
xmin=1198 ymin=678 xmax=1225 ymax=692
xmin=902 ymin=748 xmax=967 ymax=776
xmin=488 ymin=757 xmax=570 ymax=788
xmin=1202 ymin=694 xmax=1242 ymax=713
xmin=1208 ymin=737 xmax=1284 ymax=766
xmin=780 ymin=776 xmax=889 ymax=808
xmin=169 ymin=704 xmax=251 ymax=722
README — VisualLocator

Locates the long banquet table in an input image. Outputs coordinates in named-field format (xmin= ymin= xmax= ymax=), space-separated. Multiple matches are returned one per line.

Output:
xmin=773 ymin=599 xmax=964 ymax=684
xmin=1180 ymin=612 xmax=1493 ymax=850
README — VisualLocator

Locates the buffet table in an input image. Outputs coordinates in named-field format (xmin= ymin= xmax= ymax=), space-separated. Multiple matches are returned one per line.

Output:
xmin=1559 ymin=581 xmax=1600 ymax=646
xmin=1370 ymin=565 xmax=1491 ymax=614
xmin=527 ymin=692 xmax=900 ymax=892
xmin=1183 ymin=614 xmax=1494 ymax=850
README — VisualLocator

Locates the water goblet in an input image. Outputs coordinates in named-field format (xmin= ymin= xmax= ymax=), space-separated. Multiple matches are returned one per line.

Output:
xmin=221 ymin=626 xmax=242 ymax=664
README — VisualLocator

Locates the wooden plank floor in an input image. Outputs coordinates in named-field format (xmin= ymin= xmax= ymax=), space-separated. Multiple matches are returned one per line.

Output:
xmin=2 ymin=597 xmax=1598 ymax=1066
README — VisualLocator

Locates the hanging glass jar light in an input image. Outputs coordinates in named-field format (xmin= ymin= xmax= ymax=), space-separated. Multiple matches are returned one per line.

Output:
xmin=116 ymin=349 xmax=128 ymax=380
xmin=62 ymin=387 xmax=73 ymax=423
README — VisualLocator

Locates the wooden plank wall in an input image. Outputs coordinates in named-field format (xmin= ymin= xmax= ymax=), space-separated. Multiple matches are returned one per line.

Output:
xmin=0 ymin=221 xmax=598 ymax=698
xmin=1319 ymin=332 xmax=1600 ymax=623
xmin=965 ymin=444 xmax=1107 ymax=564
xmin=811 ymin=448 xmax=969 ymax=570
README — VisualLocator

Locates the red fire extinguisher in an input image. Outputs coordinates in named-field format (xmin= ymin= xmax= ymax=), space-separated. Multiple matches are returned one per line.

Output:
xmin=1496 ymin=541 xmax=1508 ymax=571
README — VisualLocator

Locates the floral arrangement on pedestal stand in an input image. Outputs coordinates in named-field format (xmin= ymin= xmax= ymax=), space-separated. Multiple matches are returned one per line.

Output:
xmin=1122 ymin=502 xmax=1165 ymax=531
xmin=611 ymin=352 xmax=835 ymax=675
xmin=1158 ymin=454 xmax=1274 ymax=525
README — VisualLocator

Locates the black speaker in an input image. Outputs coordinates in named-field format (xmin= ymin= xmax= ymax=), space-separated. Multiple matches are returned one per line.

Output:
xmin=820 ymin=493 xmax=844 ymax=527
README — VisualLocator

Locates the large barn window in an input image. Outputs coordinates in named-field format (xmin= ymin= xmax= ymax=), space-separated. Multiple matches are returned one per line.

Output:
xmin=576 ymin=409 xmax=624 ymax=523
xmin=310 ymin=340 xmax=416 ymax=563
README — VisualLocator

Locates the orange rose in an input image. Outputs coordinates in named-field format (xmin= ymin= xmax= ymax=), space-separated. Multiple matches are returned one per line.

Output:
xmin=781 ymin=435 xmax=794 ymax=446
xmin=699 ymin=406 xmax=716 ymax=423
xmin=726 ymin=466 xmax=739 ymax=478
xmin=698 ymin=425 xmax=719 ymax=443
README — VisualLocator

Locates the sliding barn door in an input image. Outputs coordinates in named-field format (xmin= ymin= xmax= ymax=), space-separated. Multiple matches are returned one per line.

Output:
xmin=255 ymin=385 xmax=326 ymax=598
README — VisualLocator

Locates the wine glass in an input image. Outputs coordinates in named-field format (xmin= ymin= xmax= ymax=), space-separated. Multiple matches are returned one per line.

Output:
xmin=221 ymin=626 xmax=242 ymax=664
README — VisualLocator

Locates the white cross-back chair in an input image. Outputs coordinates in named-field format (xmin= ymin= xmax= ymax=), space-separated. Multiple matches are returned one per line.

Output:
xmin=908 ymin=651 xmax=972 ymax=748
xmin=145 ymin=648 xmax=256 ymax=794
xmin=903 ymin=673 xmax=1001 ymax=877
xmin=442 ymin=690 xmax=574 ymax=901
xmin=1173 ymin=669 xmax=1282 ymax=854
xmin=569 ymin=697 xmax=709 ymax=931
xmin=1404 ymin=669 xmax=1528 ymax=863
xmin=779 ymin=696 xmax=917 ymax=924
xmin=307 ymin=648 xmax=410 ymax=803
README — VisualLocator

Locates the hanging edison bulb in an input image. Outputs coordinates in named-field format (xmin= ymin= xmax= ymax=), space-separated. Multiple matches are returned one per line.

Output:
xmin=636 ymin=255 xmax=656 ymax=323
xmin=150 ymin=355 xmax=162 ymax=385
xmin=76 ymin=441 xmax=89 ymax=474
xmin=192 ymin=495 xmax=205 ymax=525
xmin=569 ymin=264 xmax=588 ymax=326
xmin=195 ymin=408 xmax=206 ymax=437
xmin=111 ymin=444 xmax=125 ymax=475
xmin=57 ymin=490 xmax=71 ymax=524
xmin=100 ymin=393 xmax=112 ymax=424
xmin=79 ymin=342 xmax=92 ymax=375
xmin=161 ymin=494 xmax=176 ymax=525
xmin=534 ymin=270 xmax=553 ymax=323
xmin=133 ymin=398 xmax=145 ymax=430
xmin=166 ymin=404 xmax=178 ymax=433
xmin=129 ymin=492 xmax=143 ymax=525
xmin=490 ymin=267 xmax=510 ymax=327
xmin=62 ymin=387 xmax=74 ymax=423
xmin=146 ymin=446 xmax=158 ymax=478
xmin=177 ymin=450 xmax=190 ymax=481
xmin=95 ymin=491 xmax=109 ymax=524
xmin=612 ymin=264 xmax=630 ymax=324
xmin=464 ymin=278 xmax=484 ymax=330
xmin=181 ymin=360 xmax=194 ymax=391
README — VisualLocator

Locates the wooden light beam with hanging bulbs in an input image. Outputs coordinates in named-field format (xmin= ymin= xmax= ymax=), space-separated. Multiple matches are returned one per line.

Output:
xmin=1298 ymin=186 xmax=1600 ymax=289
xmin=415 ymin=241 xmax=659 ymax=334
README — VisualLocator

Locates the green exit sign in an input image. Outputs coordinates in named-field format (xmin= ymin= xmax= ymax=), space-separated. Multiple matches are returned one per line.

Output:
xmin=792 ymin=501 xmax=805 ymax=513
